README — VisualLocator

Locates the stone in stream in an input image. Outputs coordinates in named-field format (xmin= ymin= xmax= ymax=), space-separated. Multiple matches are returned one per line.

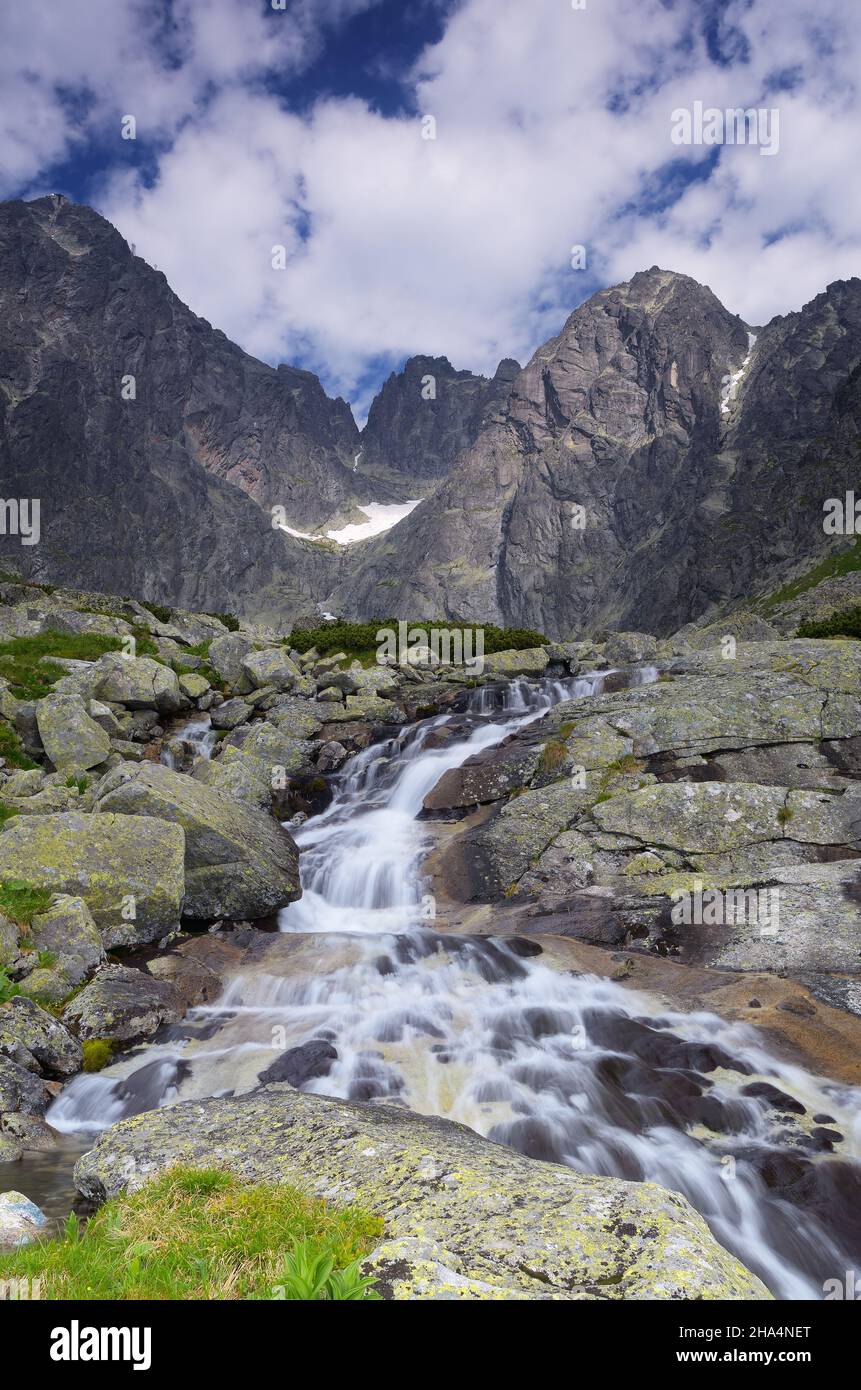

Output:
xmin=0 ymin=812 xmax=185 ymax=948
xmin=64 ymin=965 xmax=182 ymax=1044
xmin=257 ymin=1039 xmax=337 ymax=1088
xmin=93 ymin=761 xmax=300 ymax=921
xmin=73 ymin=1087 xmax=770 ymax=1300
xmin=0 ymin=1056 xmax=52 ymax=1116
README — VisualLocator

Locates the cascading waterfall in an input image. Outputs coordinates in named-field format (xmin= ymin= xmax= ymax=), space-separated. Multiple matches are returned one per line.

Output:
xmin=161 ymin=715 xmax=218 ymax=770
xmin=50 ymin=667 xmax=861 ymax=1299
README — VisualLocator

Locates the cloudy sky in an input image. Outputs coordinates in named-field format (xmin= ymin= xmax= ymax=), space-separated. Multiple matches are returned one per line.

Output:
xmin=1 ymin=0 xmax=858 ymax=418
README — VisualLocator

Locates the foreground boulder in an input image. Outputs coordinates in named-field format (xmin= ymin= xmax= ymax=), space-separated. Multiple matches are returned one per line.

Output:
xmin=94 ymin=762 xmax=300 ymax=921
xmin=74 ymin=1088 xmax=769 ymax=1300
xmin=0 ymin=996 xmax=82 ymax=1077
xmin=0 ymin=813 xmax=185 ymax=947
xmin=0 ymin=1192 xmax=48 ymax=1250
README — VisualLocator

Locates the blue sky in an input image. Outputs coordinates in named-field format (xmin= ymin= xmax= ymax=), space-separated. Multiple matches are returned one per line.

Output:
xmin=1 ymin=0 xmax=858 ymax=420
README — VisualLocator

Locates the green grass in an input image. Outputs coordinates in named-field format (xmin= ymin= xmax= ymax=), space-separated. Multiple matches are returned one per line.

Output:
xmin=756 ymin=539 xmax=861 ymax=612
xmin=0 ymin=968 xmax=21 ymax=1003
xmin=538 ymin=739 xmax=568 ymax=774
xmin=0 ymin=630 xmax=155 ymax=700
xmin=0 ymin=1168 xmax=383 ymax=1301
xmin=64 ymin=774 xmax=89 ymax=794
xmin=0 ymin=802 xmax=19 ymax=827
xmin=796 ymin=604 xmax=861 ymax=639
xmin=0 ymin=877 xmax=53 ymax=926
xmin=0 ymin=721 xmax=37 ymax=769
xmin=286 ymin=618 xmax=548 ymax=666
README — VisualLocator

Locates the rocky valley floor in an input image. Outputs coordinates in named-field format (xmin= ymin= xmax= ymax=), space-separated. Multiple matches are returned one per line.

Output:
xmin=1 ymin=572 xmax=860 ymax=1300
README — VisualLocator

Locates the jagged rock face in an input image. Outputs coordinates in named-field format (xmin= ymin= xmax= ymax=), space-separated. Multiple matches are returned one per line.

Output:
xmin=334 ymin=270 xmax=861 ymax=636
xmin=359 ymin=354 xmax=519 ymax=485
xmin=0 ymin=196 xmax=344 ymax=621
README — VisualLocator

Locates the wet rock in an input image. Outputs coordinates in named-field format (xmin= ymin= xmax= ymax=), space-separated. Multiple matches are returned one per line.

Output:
xmin=740 ymin=1082 xmax=806 ymax=1116
xmin=64 ymin=964 xmax=182 ymax=1044
xmin=1 ymin=1113 xmax=56 ymax=1151
xmin=257 ymin=1040 xmax=337 ymax=1088
xmin=73 ymin=1088 xmax=770 ymax=1300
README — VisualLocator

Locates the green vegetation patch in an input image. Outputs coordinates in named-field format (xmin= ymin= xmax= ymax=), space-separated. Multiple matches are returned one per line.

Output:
xmin=82 ymin=1039 xmax=114 ymax=1073
xmin=0 ymin=721 xmax=38 ymax=769
xmin=0 ymin=630 xmax=155 ymax=700
xmin=796 ymin=605 xmax=861 ymax=640
xmin=140 ymin=601 xmax=173 ymax=624
xmin=756 ymin=539 xmax=861 ymax=612
xmin=287 ymin=618 xmax=548 ymax=666
xmin=0 ymin=1167 xmax=383 ymax=1301
xmin=0 ymin=877 xmax=53 ymax=926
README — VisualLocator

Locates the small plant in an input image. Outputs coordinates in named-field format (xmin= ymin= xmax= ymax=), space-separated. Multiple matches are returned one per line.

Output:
xmin=82 ymin=1039 xmax=114 ymax=1073
xmin=538 ymin=739 xmax=568 ymax=773
xmin=140 ymin=600 xmax=173 ymax=624
xmin=0 ymin=802 xmax=18 ymax=827
xmin=0 ymin=968 xmax=21 ymax=1003
xmin=273 ymin=1240 xmax=380 ymax=1301
xmin=605 ymin=754 xmax=644 ymax=775
xmin=0 ymin=878 xmax=53 ymax=926
xmin=205 ymin=611 xmax=240 ymax=632
xmin=64 ymin=774 xmax=89 ymax=794
xmin=776 ymin=805 xmax=794 ymax=827
xmin=0 ymin=722 xmax=37 ymax=770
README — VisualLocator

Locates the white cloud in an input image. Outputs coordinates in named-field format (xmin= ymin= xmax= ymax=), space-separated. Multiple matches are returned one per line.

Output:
xmin=2 ymin=0 xmax=860 ymax=408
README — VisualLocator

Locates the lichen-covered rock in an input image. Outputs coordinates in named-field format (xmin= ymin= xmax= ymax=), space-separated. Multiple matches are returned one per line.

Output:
xmin=0 ymin=1191 xmax=48 ymax=1249
xmin=35 ymin=693 xmax=110 ymax=773
xmin=191 ymin=747 xmax=272 ymax=810
xmin=210 ymin=698 xmax=252 ymax=730
xmin=0 ymin=914 xmax=17 ymax=969
xmin=93 ymin=655 xmax=181 ymax=715
xmin=604 ymin=631 xmax=658 ymax=663
xmin=93 ymin=762 xmax=300 ymax=921
xmin=0 ymin=812 xmax=185 ymax=947
xmin=73 ymin=1088 xmax=770 ymax=1300
xmin=241 ymin=647 xmax=300 ymax=693
xmin=26 ymin=894 xmax=105 ymax=991
xmin=0 ymin=996 xmax=82 ymax=1077
xmin=481 ymin=647 xmax=549 ymax=678
xmin=208 ymin=633 xmax=253 ymax=687
xmin=177 ymin=672 xmax=210 ymax=700
xmin=64 ymin=964 xmax=182 ymax=1044
xmin=592 ymin=782 xmax=859 ymax=857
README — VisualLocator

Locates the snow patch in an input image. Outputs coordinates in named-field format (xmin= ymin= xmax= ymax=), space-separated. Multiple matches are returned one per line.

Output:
xmin=720 ymin=331 xmax=757 ymax=415
xmin=278 ymin=499 xmax=422 ymax=546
